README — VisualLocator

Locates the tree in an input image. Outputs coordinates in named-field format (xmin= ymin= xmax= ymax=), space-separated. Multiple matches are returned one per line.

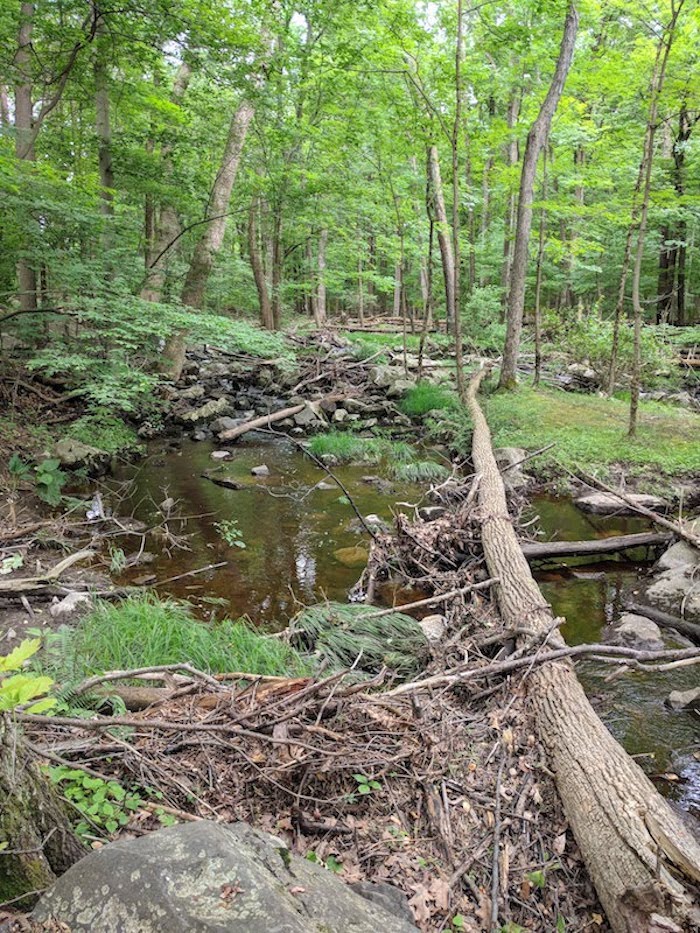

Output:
xmin=499 ymin=2 xmax=579 ymax=390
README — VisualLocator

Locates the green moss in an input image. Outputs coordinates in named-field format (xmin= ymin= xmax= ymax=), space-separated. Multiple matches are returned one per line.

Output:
xmin=476 ymin=385 xmax=700 ymax=485
xmin=68 ymin=409 xmax=142 ymax=455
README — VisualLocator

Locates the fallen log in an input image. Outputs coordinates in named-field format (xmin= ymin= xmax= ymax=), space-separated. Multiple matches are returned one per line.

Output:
xmin=625 ymin=601 xmax=700 ymax=646
xmin=520 ymin=531 xmax=670 ymax=561
xmin=218 ymin=404 xmax=305 ymax=441
xmin=467 ymin=365 xmax=700 ymax=933
xmin=0 ymin=549 xmax=94 ymax=595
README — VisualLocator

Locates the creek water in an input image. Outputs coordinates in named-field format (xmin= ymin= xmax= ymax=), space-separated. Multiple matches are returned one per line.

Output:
xmin=116 ymin=434 xmax=699 ymax=813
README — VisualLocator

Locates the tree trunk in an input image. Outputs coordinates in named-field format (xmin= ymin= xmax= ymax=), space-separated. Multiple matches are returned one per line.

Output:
xmin=94 ymin=21 xmax=114 ymax=221
xmin=0 ymin=85 xmax=10 ymax=125
xmin=498 ymin=3 xmax=578 ymax=390
xmin=629 ymin=3 xmax=683 ymax=437
xmin=249 ymin=197 xmax=274 ymax=330
xmin=427 ymin=145 xmax=455 ymax=333
xmin=452 ymin=0 xmax=466 ymax=399
xmin=14 ymin=2 xmax=37 ymax=314
xmin=500 ymin=90 xmax=521 ymax=311
xmin=533 ymin=149 xmax=548 ymax=386
xmin=468 ymin=367 xmax=700 ymax=933
xmin=271 ymin=207 xmax=283 ymax=330
xmin=140 ymin=62 xmax=192 ymax=303
xmin=0 ymin=715 xmax=85 ymax=907
xmin=315 ymin=228 xmax=328 ymax=325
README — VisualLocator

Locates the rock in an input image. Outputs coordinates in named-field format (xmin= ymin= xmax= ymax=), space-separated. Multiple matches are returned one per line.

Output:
xmin=494 ymin=447 xmax=528 ymax=492
xmin=657 ymin=540 xmax=700 ymax=572
xmin=319 ymin=399 xmax=337 ymax=414
xmin=210 ymin=450 xmax=232 ymax=461
xmin=315 ymin=481 xmax=336 ymax=491
xmin=33 ymin=821 xmax=418 ymax=933
xmin=334 ymin=545 xmax=369 ymax=568
xmin=54 ymin=438 xmax=108 ymax=470
xmin=192 ymin=429 xmax=210 ymax=442
xmin=666 ymin=687 xmax=700 ymax=711
xmin=645 ymin=567 xmax=700 ymax=621
xmin=333 ymin=408 xmax=349 ymax=423
xmin=609 ymin=613 xmax=665 ymax=651
xmin=369 ymin=364 xmax=396 ymax=389
xmin=49 ymin=592 xmax=92 ymax=621
xmin=566 ymin=362 xmax=600 ymax=386
xmin=177 ymin=384 xmax=205 ymax=401
xmin=180 ymin=397 xmax=230 ymax=424
xmin=294 ymin=403 xmax=326 ymax=428
xmin=251 ymin=464 xmax=270 ymax=477
xmin=417 ymin=506 xmax=447 ymax=522
xmin=349 ymin=881 xmax=415 ymax=927
xmin=386 ymin=378 xmax=416 ymax=399
xmin=360 ymin=417 xmax=378 ymax=429
xmin=209 ymin=416 xmax=239 ymax=434
xmin=419 ymin=614 xmax=447 ymax=642
xmin=159 ymin=497 xmax=175 ymax=512
xmin=575 ymin=491 xmax=666 ymax=516
xmin=343 ymin=398 xmax=370 ymax=414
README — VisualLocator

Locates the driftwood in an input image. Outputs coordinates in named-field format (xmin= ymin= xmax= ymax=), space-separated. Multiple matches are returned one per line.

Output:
xmin=0 ymin=549 xmax=94 ymax=595
xmin=218 ymin=404 xmax=305 ymax=441
xmin=467 ymin=366 xmax=700 ymax=933
xmin=520 ymin=531 xmax=670 ymax=561
xmin=626 ymin=601 xmax=700 ymax=645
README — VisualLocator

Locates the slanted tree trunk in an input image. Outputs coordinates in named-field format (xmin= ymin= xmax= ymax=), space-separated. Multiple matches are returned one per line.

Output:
xmin=427 ymin=144 xmax=455 ymax=333
xmin=500 ymin=89 xmax=521 ymax=310
xmin=467 ymin=367 xmax=700 ymax=933
xmin=248 ymin=197 xmax=274 ymax=330
xmin=629 ymin=2 xmax=683 ymax=437
xmin=498 ymin=3 xmax=578 ymax=389
xmin=0 ymin=715 xmax=85 ymax=906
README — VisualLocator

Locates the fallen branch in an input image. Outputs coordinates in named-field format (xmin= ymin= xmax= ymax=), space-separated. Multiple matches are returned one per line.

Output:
xmin=625 ymin=601 xmax=700 ymax=645
xmin=218 ymin=405 xmax=305 ymax=441
xmin=520 ymin=532 xmax=670 ymax=561
xmin=71 ymin=663 xmax=222 ymax=697
xmin=356 ymin=578 xmax=498 ymax=620
xmin=0 ymin=549 xmax=94 ymax=595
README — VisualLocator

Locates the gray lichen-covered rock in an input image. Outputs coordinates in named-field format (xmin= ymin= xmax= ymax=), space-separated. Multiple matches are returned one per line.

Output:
xmin=33 ymin=821 xmax=418 ymax=933
xmin=54 ymin=438 xmax=109 ymax=470
xmin=494 ymin=447 xmax=528 ymax=492
xmin=574 ymin=491 xmax=666 ymax=515
xmin=666 ymin=687 xmax=700 ymax=711
xmin=608 ymin=613 xmax=665 ymax=651
xmin=180 ymin=397 xmax=230 ymax=424
xmin=656 ymin=521 xmax=700 ymax=571
xmin=645 ymin=567 xmax=700 ymax=622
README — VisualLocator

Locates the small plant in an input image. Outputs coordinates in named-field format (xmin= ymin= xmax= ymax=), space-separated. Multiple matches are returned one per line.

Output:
xmin=353 ymin=773 xmax=382 ymax=795
xmin=0 ymin=554 xmax=23 ymax=575
xmin=305 ymin=851 xmax=343 ymax=873
xmin=400 ymin=382 xmax=457 ymax=418
xmin=390 ymin=459 xmax=449 ymax=484
xmin=8 ymin=453 xmax=31 ymax=490
xmin=0 ymin=639 xmax=56 ymax=714
xmin=35 ymin=458 xmax=66 ymax=506
xmin=107 ymin=544 xmax=127 ymax=573
xmin=214 ymin=519 xmax=247 ymax=549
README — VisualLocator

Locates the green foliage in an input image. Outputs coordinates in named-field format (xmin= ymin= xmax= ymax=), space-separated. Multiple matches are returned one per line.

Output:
xmin=36 ymin=595 xmax=312 ymax=682
xmin=353 ymin=773 xmax=382 ymax=795
xmin=8 ymin=453 xmax=31 ymax=487
xmin=565 ymin=318 xmax=672 ymax=381
xmin=289 ymin=601 xmax=428 ymax=679
xmin=461 ymin=287 xmax=507 ymax=354
xmin=47 ymin=767 xmax=144 ymax=838
xmin=305 ymin=851 xmax=343 ymax=874
xmin=214 ymin=519 xmax=247 ymax=549
xmin=0 ymin=639 xmax=56 ymax=714
xmin=308 ymin=431 xmax=414 ymax=465
xmin=399 ymin=382 xmax=457 ymax=417
xmin=390 ymin=459 xmax=449 ymax=483
xmin=34 ymin=458 xmax=66 ymax=505
xmin=68 ymin=409 xmax=141 ymax=456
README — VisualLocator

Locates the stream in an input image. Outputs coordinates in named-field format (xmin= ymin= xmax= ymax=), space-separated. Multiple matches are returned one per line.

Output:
xmin=116 ymin=434 xmax=699 ymax=815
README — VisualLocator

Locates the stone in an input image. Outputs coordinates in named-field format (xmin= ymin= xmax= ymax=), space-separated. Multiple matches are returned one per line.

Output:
xmin=349 ymin=881 xmax=415 ymax=926
xmin=332 ymin=408 xmax=349 ymax=423
xmin=666 ymin=687 xmax=700 ymax=711
xmin=180 ymin=397 xmax=230 ymax=424
xmin=333 ymin=545 xmax=369 ymax=568
xmin=343 ymin=398 xmax=370 ymax=414
xmin=575 ymin=491 xmax=666 ymax=516
xmin=315 ymin=481 xmax=336 ymax=491
xmin=251 ymin=464 xmax=270 ymax=477
xmin=293 ymin=403 xmax=325 ymax=428
xmin=369 ymin=364 xmax=397 ymax=389
xmin=657 ymin=540 xmax=700 ymax=572
xmin=645 ymin=567 xmax=700 ymax=621
xmin=33 ymin=821 xmax=418 ymax=933
xmin=494 ymin=447 xmax=528 ymax=492
xmin=177 ymin=384 xmax=205 ymax=401
xmin=159 ymin=497 xmax=175 ymax=512
xmin=566 ymin=362 xmax=600 ymax=386
xmin=417 ymin=506 xmax=447 ymax=522
xmin=209 ymin=416 xmax=239 ymax=434
xmin=386 ymin=378 xmax=417 ymax=399
xmin=54 ymin=438 xmax=108 ymax=470
xmin=419 ymin=613 xmax=447 ymax=642
xmin=609 ymin=613 xmax=665 ymax=651
xmin=49 ymin=592 xmax=92 ymax=621
xmin=210 ymin=450 xmax=232 ymax=461
xmin=192 ymin=429 xmax=210 ymax=442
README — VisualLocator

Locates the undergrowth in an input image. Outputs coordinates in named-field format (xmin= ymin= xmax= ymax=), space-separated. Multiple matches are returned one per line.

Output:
xmin=68 ymin=408 xmax=142 ymax=455
xmin=308 ymin=430 xmax=414 ymax=464
xmin=400 ymin=382 xmax=456 ymax=417
xmin=36 ymin=594 xmax=311 ymax=682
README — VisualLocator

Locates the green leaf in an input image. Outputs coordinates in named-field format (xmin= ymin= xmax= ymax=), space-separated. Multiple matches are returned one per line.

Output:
xmin=0 ymin=638 xmax=41 ymax=672
xmin=357 ymin=784 xmax=371 ymax=795
xmin=527 ymin=870 xmax=546 ymax=890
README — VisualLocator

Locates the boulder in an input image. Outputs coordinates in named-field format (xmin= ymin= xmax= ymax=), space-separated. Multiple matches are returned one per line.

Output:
xmin=645 ymin=567 xmax=700 ymax=622
xmin=49 ymin=591 xmax=92 ymax=621
xmin=419 ymin=614 xmax=447 ymax=642
xmin=251 ymin=464 xmax=270 ymax=477
xmin=333 ymin=545 xmax=369 ymax=568
xmin=657 ymin=540 xmax=700 ymax=572
xmin=608 ymin=613 xmax=665 ymax=651
xmin=369 ymin=364 xmax=397 ymax=389
xmin=54 ymin=438 xmax=109 ymax=470
xmin=386 ymin=377 xmax=416 ymax=399
xmin=33 ymin=821 xmax=418 ymax=933
xmin=209 ymin=416 xmax=239 ymax=435
xmin=417 ymin=506 xmax=447 ymax=522
xmin=177 ymin=384 xmax=205 ymax=401
xmin=566 ymin=362 xmax=600 ymax=387
xmin=332 ymin=408 xmax=349 ymax=423
xmin=294 ymin=403 xmax=326 ymax=428
xmin=666 ymin=687 xmax=700 ymax=711
xmin=180 ymin=398 xmax=230 ymax=424
xmin=494 ymin=447 xmax=528 ymax=492
xmin=210 ymin=451 xmax=232 ymax=461
xmin=575 ymin=491 xmax=666 ymax=516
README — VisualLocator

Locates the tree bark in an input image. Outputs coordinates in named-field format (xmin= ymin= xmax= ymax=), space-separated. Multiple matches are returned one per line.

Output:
xmin=427 ymin=145 xmax=455 ymax=333
xmin=499 ymin=3 xmax=578 ymax=390
xmin=468 ymin=366 xmax=700 ymax=933
xmin=14 ymin=2 xmax=37 ymax=313
xmin=521 ymin=531 xmax=669 ymax=560
xmin=452 ymin=0 xmax=466 ymax=399
xmin=0 ymin=715 xmax=85 ymax=906
xmin=94 ymin=20 xmax=114 ymax=221
xmin=248 ymin=197 xmax=274 ymax=330
xmin=533 ymin=148 xmax=548 ymax=386
xmin=314 ymin=228 xmax=328 ymax=326
xmin=271 ymin=207 xmax=283 ymax=330
xmin=500 ymin=90 xmax=521 ymax=309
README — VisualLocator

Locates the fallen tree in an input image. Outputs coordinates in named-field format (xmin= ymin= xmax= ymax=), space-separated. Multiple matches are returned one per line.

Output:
xmin=520 ymin=531 xmax=670 ymax=561
xmin=467 ymin=365 xmax=700 ymax=933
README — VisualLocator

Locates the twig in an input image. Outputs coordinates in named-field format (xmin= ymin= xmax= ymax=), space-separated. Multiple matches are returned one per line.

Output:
xmin=151 ymin=562 xmax=227 ymax=588
xmin=491 ymin=753 xmax=505 ymax=929
xmin=71 ymin=663 xmax=222 ymax=697
xmin=356 ymin=578 xmax=498 ymax=620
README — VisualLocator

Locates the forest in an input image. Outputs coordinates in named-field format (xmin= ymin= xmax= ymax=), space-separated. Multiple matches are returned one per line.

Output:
xmin=0 ymin=1 xmax=699 ymax=931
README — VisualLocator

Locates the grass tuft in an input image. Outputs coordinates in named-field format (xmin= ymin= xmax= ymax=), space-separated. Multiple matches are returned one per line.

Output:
xmin=390 ymin=459 xmax=449 ymax=483
xmin=308 ymin=431 xmax=414 ymax=465
xmin=400 ymin=382 xmax=457 ymax=417
xmin=37 ymin=594 xmax=311 ymax=682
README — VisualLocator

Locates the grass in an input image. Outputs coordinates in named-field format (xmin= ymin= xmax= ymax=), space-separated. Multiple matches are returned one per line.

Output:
xmin=68 ymin=409 xmax=141 ymax=455
xmin=479 ymin=385 xmax=700 ymax=484
xmin=399 ymin=382 xmax=457 ymax=417
xmin=390 ymin=459 xmax=450 ymax=483
xmin=308 ymin=430 xmax=414 ymax=464
xmin=37 ymin=594 xmax=311 ymax=682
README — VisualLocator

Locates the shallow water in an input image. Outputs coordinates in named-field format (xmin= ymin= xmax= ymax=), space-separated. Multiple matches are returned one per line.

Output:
xmin=117 ymin=442 xmax=699 ymax=812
